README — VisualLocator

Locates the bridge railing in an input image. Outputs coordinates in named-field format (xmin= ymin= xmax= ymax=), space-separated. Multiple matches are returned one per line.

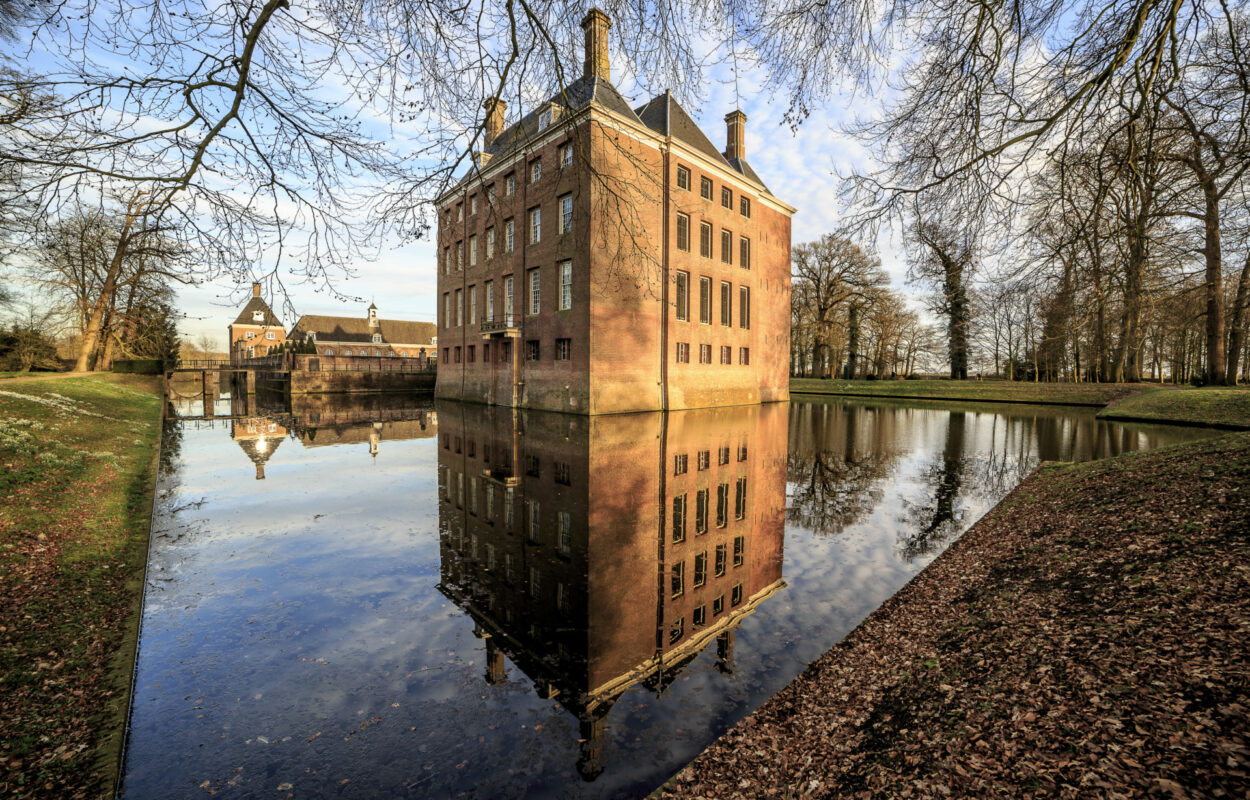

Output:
xmin=176 ymin=358 xmax=233 ymax=369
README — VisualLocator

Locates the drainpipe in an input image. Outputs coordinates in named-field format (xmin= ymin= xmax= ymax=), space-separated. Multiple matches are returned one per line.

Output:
xmin=660 ymin=137 xmax=671 ymax=411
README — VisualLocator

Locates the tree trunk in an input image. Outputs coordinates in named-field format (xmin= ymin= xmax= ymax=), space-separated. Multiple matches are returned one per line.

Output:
xmin=846 ymin=306 xmax=860 ymax=379
xmin=1201 ymin=182 xmax=1226 ymax=383
xmin=1227 ymin=252 xmax=1250 ymax=385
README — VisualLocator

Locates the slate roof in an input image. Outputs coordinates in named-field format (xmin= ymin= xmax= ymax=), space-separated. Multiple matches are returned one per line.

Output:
xmin=232 ymin=296 xmax=282 ymax=326
xmin=289 ymin=314 xmax=436 ymax=346
xmin=482 ymin=75 xmax=641 ymax=159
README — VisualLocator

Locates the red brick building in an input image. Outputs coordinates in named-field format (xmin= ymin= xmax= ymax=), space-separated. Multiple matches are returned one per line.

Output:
xmin=434 ymin=8 xmax=793 ymax=413
xmin=288 ymin=304 xmax=436 ymax=361
xmin=436 ymin=400 xmax=786 ymax=779
xmin=229 ymin=283 xmax=286 ymax=363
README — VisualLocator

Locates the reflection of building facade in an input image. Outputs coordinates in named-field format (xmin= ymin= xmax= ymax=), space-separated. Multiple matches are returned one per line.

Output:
xmin=231 ymin=415 xmax=289 ymax=479
xmin=435 ymin=401 xmax=786 ymax=780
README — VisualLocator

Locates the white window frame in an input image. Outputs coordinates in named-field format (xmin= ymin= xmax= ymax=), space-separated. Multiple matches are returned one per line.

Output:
xmin=561 ymin=143 xmax=573 ymax=167
xmin=529 ymin=207 xmax=541 ymax=244
xmin=266 ymin=331 xmax=275 ymax=340
xmin=469 ymin=286 xmax=477 ymax=325
xmin=486 ymin=228 xmax=495 ymax=258
xmin=528 ymin=268 xmax=540 ymax=315
xmin=530 ymin=158 xmax=542 ymax=183
xmin=559 ymin=195 xmax=572 ymax=234
xmin=505 ymin=219 xmax=515 ymax=252
xmin=469 ymin=234 xmax=477 ymax=267
xmin=505 ymin=174 xmax=515 ymax=195
xmin=504 ymin=276 xmax=514 ymax=320
xmin=485 ymin=281 xmax=495 ymax=322
xmin=559 ymin=260 xmax=572 ymax=310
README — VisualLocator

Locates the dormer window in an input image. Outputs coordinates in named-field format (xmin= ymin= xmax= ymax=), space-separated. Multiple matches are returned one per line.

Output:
xmin=538 ymin=109 xmax=551 ymax=130
xmin=306 ymin=332 xmax=315 ymax=343
xmin=372 ymin=333 xmax=382 ymax=344
xmin=252 ymin=311 xmax=264 ymax=322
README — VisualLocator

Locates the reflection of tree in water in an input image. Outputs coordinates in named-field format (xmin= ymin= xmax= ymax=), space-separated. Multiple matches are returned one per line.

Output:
xmin=157 ymin=417 xmax=184 ymax=481
xmin=787 ymin=403 xmax=901 ymax=536
xmin=900 ymin=411 xmax=966 ymax=560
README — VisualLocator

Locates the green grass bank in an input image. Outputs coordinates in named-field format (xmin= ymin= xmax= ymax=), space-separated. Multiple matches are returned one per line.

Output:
xmin=660 ymin=431 xmax=1250 ymax=798
xmin=0 ymin=374 xmax=163 ymax=799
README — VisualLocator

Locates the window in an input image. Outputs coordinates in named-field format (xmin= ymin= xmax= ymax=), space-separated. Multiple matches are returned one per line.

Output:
xmin=738 ymin=443 xmax=748 ymax=462
xmin=266 ymin=331 xmax=275 ymax=340
xmin=527 ymin=500 xmax=541 ymax=542
xmin=525 ymin=339 xmax=540 ymax=360
xmin=244 ymin=331 xmax=255 ymax=339
xmin=670 ymin=616 xmax=684 ymax=643
xmin=455 ymin=289 xmax=463 ymax=327
xmin=469 ymin=234 xmax=477 ymax=266
xmin=467 ymin=345 xmax=476 ymax=363
xmin=500 ymin=339 xmax=512 ymax=362
xmin=560 ymin=142 xmax=573 ymax=166
xmin=538 ymin=108 xmax=551 ymax=129
xmin=504 ymin=275 xmax=514 ymax=319
xmin=715 ymin=544 xmax=727 ymax=577
xmin=735 ymin=476 xmax=747 ymax=519
xmin=732 ymin=583 xmax=743 ymax=606
xmin=721 ymin=281 xmax=732 ymax=326
xmin=559 ymin=260 xmax=572 ymax=310
xmin=457 ymin=243 xmax=464 ymax=271
xmin=699 ymin=277 xmax=711 ymax=324
xmin=733 ymin=535 xmax=745 ymax=566
xmin=443 ymin=247 xmax=451 ymax=274
xmin=713 ymin=594 xmax=724 ymax=616
xmin=505 ymin=173 xmax=516 ymax=194
xmin=721 ymin=186 xmax=732 ymax=208
xmin=528 ymin=268 xmax=540 ymax=315
xmin=740 ymin=286 xmax=750 ymax=329
xmin=555 ymin=338 xmax=571 ymax=361
xmin=695 ymin=488 xmax=708 ymax=534
xmin=529 ymin=566 xmax=541 ymax=598
xmin=740 ymin=347 xmax=751 ymax=365
xmin=693 ymin=552 xmax=707 ymax=588
xmin=671 ymin=561 xmax=684 ymax=598
xmin=485 ymin=281 xmax=494 ymax=321
xmin=740 ymin=236 xmax=751 ymax=269
xmin=440 ymin=347 xmax=446 ymax=361
xmin=740 ymin=196 xmax=751 ymax=217
xmin=699 ymin=344 xmax=712 ymax=364
xmin=720 ymin=345 xmax=732 ymax=364
xmin=471 ymin=195 xmax=478 ymax=215
xmin=676 ymin=342 xmax=689 ymax=363
xmin=372 ymin=333 xmax=382 ymax=344
xmin=672 ymin=494 xmax=686 ymax=542
xmin=325 ymin=348 xmax=333 ymax=356
xmin=529 ymin=207 xmax=541 ymax=244
xmin=676 ymin=165 xmax=690 ymax=190
xmin=488 ymin=184 xmax=496 ymax=204
xmin=454 ymin=346 xmax=461 ymax=363
xmin=716 ymin=483 xmax=729 ymax=528
xmin=676 ymin=212 xmax=690 ymax=251
xmin=674 ymin=271 xmax=690 ymax=321
xmin=558 ymin=512 xmax=572 ymax=553
xmin=505 ymin=219 xmax=515 ymax=252
xmin=456 ymin=204 xmax=463 ymax=221
xmin=693 ymin=604 xmax=706 ymax=626
xmin=697 ymin=450 xmax=710 ymax=470
xmin=252 ymin=310 xmax=264 ymax=323
xmin=700 ymin=176 xmax=713 ymax=199
xmin=558 ymin=194 xmax=573 ymax=234
xmin=718 ymin=446 xmax=730 ymax=465
xmin=530 ymin=158 xmax=541 ymax=183
xmin=486 ymin=228 xmax=495 ymax=258
xmin=700 ymin=221 xmax=713 ymax=258
xmin=555 ymin=461 xmax=571 ymax=486
xmin=674 ymin=454 xmax=688 ymax=475
xmin=526 ymin=455 xmax=540 ymax=478
xmin=469 ymin=286 xmax=477 ymax=325
xmin=721 ymin=229 xmax=732 ymax=264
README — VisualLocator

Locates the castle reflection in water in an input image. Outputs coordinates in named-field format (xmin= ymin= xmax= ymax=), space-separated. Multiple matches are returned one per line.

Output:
xmin=435 ymin=402 xmax=786 ymax=780
xmin=182 ymin=388 xmax=787 ymax=782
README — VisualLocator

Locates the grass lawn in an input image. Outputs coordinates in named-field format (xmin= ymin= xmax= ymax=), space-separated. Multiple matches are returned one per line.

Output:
xmin=789 ymin=377 xmax=1152 ymax=406
xmin=1099 ymin=386 xmax=1250 ymax=429
xmin=0 ymin=374 xmax=163 ymax=799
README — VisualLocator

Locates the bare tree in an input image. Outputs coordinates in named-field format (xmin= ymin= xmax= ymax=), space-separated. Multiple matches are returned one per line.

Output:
xmin=908 ymin=217 xmax=975 ymax=379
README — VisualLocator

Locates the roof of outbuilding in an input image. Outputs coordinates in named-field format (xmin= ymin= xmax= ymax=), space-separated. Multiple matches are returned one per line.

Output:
xmin=232 ymin=296 xmax=282 ymax=326
xmin=289 ymin=315 xmax=436 ymax=346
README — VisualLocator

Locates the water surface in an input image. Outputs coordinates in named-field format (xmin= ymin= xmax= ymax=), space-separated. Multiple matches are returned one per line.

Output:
xmin=121 ymin=394 xmax=1214 ymax=798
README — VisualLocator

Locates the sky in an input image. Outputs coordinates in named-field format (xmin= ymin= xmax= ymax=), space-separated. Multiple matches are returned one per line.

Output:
xmin=4 ymin=6 xmax=916 ymax=351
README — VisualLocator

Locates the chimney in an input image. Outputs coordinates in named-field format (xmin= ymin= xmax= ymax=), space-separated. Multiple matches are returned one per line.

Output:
xmin=725 ymin=110 xmax=746 ymax=161
xmin=483 ymin=98 xmax=506 ymax=147
xmin=582 ymin=8 xmax=611 ymax=82
xmin=251 ymin=282 xmax=261 ymax=298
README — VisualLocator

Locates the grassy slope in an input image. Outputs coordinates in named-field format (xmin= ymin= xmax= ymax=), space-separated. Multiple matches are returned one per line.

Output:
xmin=789 ymin=378 xmax=1148 ymax=406
xmin=0 ymin=374 xmax=162 ymax=799
xmin=662 ymin=432 xmax=1250 ymax=798
xmin=1099 ymin=387 xmax=1250 ymax=429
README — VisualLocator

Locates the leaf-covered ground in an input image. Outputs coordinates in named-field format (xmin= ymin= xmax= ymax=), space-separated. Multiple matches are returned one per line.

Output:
xmin=789 ymin=378 xmax=1153 ymax=407
xmin=1100 ymin=388 xmax=1250 ymax=429
xmin=0 ymin=375 xmax=162 ymax=799
xmin=659 ymin=432 xmax=1250 ymax=799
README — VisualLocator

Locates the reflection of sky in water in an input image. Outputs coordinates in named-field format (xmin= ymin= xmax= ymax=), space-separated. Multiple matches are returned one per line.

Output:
xmin=122 ymin=398 xmax=1215 ymax=798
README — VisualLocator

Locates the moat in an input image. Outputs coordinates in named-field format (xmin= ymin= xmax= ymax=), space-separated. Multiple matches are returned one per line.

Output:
xmin=119 ymin=391 xmax=1216 ymax=798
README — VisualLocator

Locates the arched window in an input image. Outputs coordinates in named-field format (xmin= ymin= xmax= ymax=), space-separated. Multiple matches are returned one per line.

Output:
xmin=344 ymin=349 xmax=352 ymax=357
xmin=400 ymin=350 xmax=408 ymax=357
xmin=325 ymin=348 xmax=334 ymax=356
xmin=374 ymin=349 xmax=381 ymax=356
